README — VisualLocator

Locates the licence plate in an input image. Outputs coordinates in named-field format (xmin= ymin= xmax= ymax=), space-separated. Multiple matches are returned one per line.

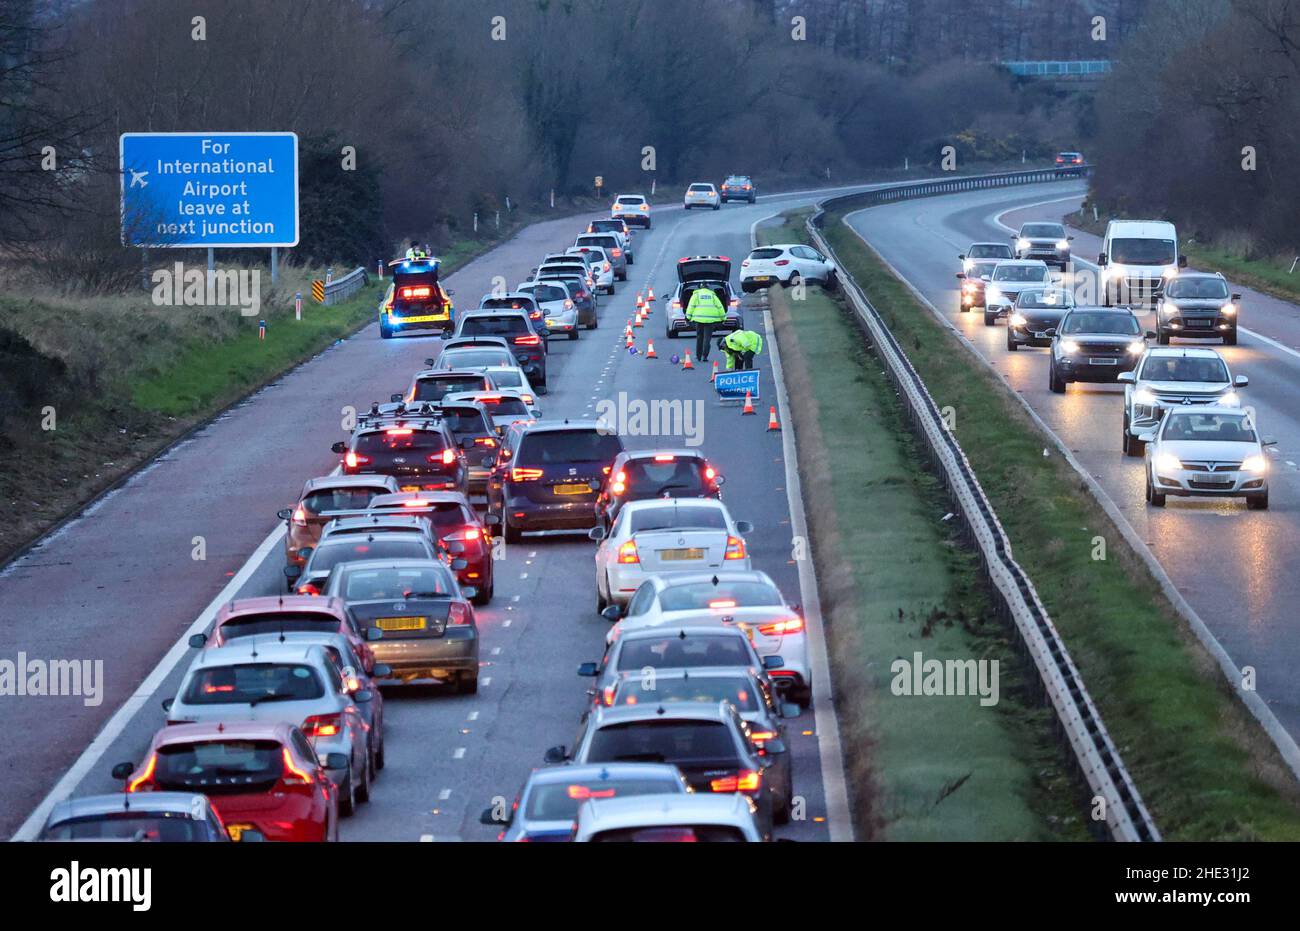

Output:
xmin=1187 ymin=319 xmax=1211 ymax=327
xmin=1034 ymin=331 xmax=1048 ymax=339
xmin=1088 ymin=357 xmax=1117 ymax=365
xmin=553 ymin=483 xmax=590 ymax=496
xmin=400 ymin=484 xmax=420 ymax=492
xmin=376 ymin=616 xmax=427 ymax=631
xmin=753 ymin=276 xmax=771 ymax=282
xmin=659 ymin=547 xmax=705 ymax=561
xmin=545 ymin=318 xmax=558 ymax=326
xmin=395 ymin=314 xmax=445 ymax=323
xmin=227 ymin=823 xmax=256 ymax=842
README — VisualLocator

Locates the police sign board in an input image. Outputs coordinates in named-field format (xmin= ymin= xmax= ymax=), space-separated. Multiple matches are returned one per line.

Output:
xmin=120 ymin=132 xmax=299 ymax=248
xmin=714 ymin=369 xmax=761 ymax=401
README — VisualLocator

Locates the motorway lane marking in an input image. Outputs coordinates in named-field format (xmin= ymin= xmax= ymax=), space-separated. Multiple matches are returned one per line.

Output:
xmin=12 ymin=522 xmax=287 ymax=840
xmin=467 ymin=711 xmax=479 ymax=721
xmin=481 ymin=677 xmax=492 ymax=687
xmin=453 ymin=747 xmax=466 ymax=759
xmin=439 ymin=789 xmax=452 ymax=800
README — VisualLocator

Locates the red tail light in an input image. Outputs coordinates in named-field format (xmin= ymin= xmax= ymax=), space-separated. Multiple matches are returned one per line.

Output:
xmin=447 ymin=526 xmax=481 ymax=542
xmin=602 ymin=685 xmax=616 ymax=706
xmin=344 ymin=451 xmax=370 ymax=469
xmin=611 ymin=248 xmax=622 ymax=257
xmin=705 ymin=466 xmax=716 ymax=481
xmin=511 ymin=467 xmax=543 ymax=482
xmin=399 ymin=286 xmax=432 ymax=299
xmin=297 ymin=583 xmax=321 ymax=596
xmin=514 ymin=334 xmax=541 ymax=346
xmin=617 ymin=539 xmax=639 ymax=564
xmin=281 ymin=747 xmax=314 ymax=785
xmin=652 ymin=454 xmax=675 ymax=462
xmin=567 ymin=785 xmax=616 ymax=800
xmin=710 ymin=770 xmax=760 ymax=793
xmin=611 ymin=470 xmax=626 ymax=495
xmin=707 ymin=599 xmax=736 ymax=609
xmin=291 ymin=506 xmax=308 ymax=526
xmin=302 ymin=713 xmax=342 ymax=738
xmin=757 ymin=617 xmax=805 ymax=636
xmin=671 ymin=300 xmax=682 ymax=309
xmin=774 ymin=259 xmax=790 ymax=266
xmin=385 ymin=427 xmax=413 ymax=435
xmin=474 ymin=436 xmax=497 ymax=447
xmin=127 ymin=754 xmax=158 ymax=793
xmin=447 ymin=602 xmax=471 ymax=626
xmin=741 ymin=260 xmax=750 ymax=267
xmin=434 ymin=447 xmax=456 ymax=466
xmin=724 ymin=536 xmax=747 ymax=560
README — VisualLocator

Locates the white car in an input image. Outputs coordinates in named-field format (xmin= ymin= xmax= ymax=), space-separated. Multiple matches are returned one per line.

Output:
xmin=604 ymin=569 xmax=811 ymax=705
xmin=573 ymin=793 xmax=764 ymax=843
xmin=982 ymin=260 xmax=1052 ymax=325
xmin=611 ymin=193 xmax=651 ymax=228
xmin=1142 ymin=406 xmax=1273 ymax=510
xmin=684 ymin=182 xmax=720 ymax=210
xmin=513 ymin=279 xmax=577 ymax=336
xmin=1118 ymin=347 xmax=1248 ymax=456
xmin=480 ymin=364 xmax=538 ymax=404
xmin=589 ymin=498 xmax=753 ymax=610
xmin=740 ymin=244 xmax=837 ymax=292
xmin=567 ymin=245 xmax=615 ymax=295
xmin=443 ymin=389 xmax=540 ymax=435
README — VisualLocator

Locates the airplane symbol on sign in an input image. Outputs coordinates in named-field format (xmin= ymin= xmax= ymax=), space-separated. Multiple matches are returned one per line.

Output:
xmin=129 ymin=169 xmax=149 ymax=188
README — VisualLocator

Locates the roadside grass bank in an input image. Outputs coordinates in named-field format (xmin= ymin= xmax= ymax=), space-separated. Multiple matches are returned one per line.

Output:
xmin=1067 ymin=205 xmax=1300 ymax=305
xmin=816 ymin=207 xmax=1300 ymax=840
xmin=759 ymin=216 xmax=1085 ymax=841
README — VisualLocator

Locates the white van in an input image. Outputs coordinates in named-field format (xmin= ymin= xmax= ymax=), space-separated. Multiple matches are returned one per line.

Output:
xmin=1098 ymin=219 xmax=1186 ymax=307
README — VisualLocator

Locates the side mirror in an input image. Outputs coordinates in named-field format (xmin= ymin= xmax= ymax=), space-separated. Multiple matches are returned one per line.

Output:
xmin=1097 ymin=253 xmax=1108 ymax=266
xmin=324 ymin=753 xmax=350 ymax=771
xmin=1263 ymin=437 xmax=1278 ymax=447
xmin=762 ymin=656 xmax=784 ymax=671
xmin=957 ymin=254 xmax=966 ymax=261
xmin=450 ymin=557 xmax=469 ymax=571
xmin=543 ymin=746 xmax=568 ymax=764
xmin=352 ymin=689 xmax=374 ymax=704
xmin=601 ymin=605 xmax=623 ymax=621
xmin=111 ymin=762 xmax=135 ymax=781
xmin=1117 ymin=371 xmax=1135 ymax=384
xmin=577 ymin=662 xmax=600 ymax=677
xmin=1231 ymin=292 xmax=1242 ymax=301
xmin=531 ymin=409 xmax=543 ymax=418
xmin=1044 ymin=327 xmax=1057 ymax=338
xmin=764 ymin=738 xmax=788 ymax=755
xmin=276 ymin=508 xmax=293 ymax=521
xmin=371 ymin=663 xmax=392 ymax=678
xmin=483 ymin=512 xmax=501 ymax=526
xmin=955 ymin=272 xmax=966 ymax=280
xmin=1233 ymin=375 xmax=1249 ymax=388
xmin=161 ymin=697 xmax=174 ymax=712
xmin=423 ymin=359 xmax=436 ymax=368
xmin=367 ymin=627 xmax=384 ymax=641
xmin=391 ymin=393 xmax=404 ymax=403
xmin=331 ymin=442 xmax=347 ymax=454
xmin=734 ymin=520 xmax=754 ymax=535
xmin=588 ymin=526 xmax=607 ymax=541
xmin=1067 ymin=236 xmax=1075 ymax=241
xmin=1178 ymin=255 xmax=1188 ymax=268
xmin=440 ymin=331 xmax=451 ymax=340
xmin=188 ymin=632 xmax=208 ymax=648
xmin=713 ymin=474 xmax=726 ymax=486
xmin=284 ymin=564 xmax=302 ymax=580
xmin=781 ymin=702 xmax=801 ymax=719
xmin=1144 ymin=330 xmax=1156 ymax=339
xmin=237 ymin=828 xmax=267 ymax=843
xmin=461 ymin=586 xmax=479 ymax=600
xmin=480 ymin=806 xmax=511 ymax=826
xmin=1137 ymin=432 xmax=1156 ymax=444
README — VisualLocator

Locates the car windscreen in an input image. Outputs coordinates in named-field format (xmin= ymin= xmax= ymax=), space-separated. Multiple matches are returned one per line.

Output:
xmin=614 ymin=675 xmax=759 ymax=712
xmin=412 ymin=374 xmax=489 ymax=401
xmin=969 ymin=262 xmax=998 ymax=278
xmin=629 ymin=505 xmax=727 ymax=533
xmin=586 ymin=720 xmax=738 ymax=764
xmin=355 ymin=430 xmax=446 ymax=454
xmin=657 ymin=580 xmax=783 ymax=611
xmin=461 ymin=316 xmax=529 ymax=337
xmin=968 ymin=244 xmax=1011 ymax=259
xmin=1110 ymin=238 xmax=1176 ymax=266
xmin=43 ymin=812 xmax=208 ymax=842
xmin=617 ymin=634 xmax=751 ymax=670
xmin=1060 ymin=312 xmax=1141 ymax=335
xmin=302 ymin=487 xmax=385 ymax=514
xmin=219 ymin=612 xmax=340 ymax=639
xmin=311 ymin=539 xmax=429 ymax=572
xmin=1161 ymin=412 xmax=1256 ymax=443
xmin=438 ymin=406 xmax=493 ymax=437
xmin=524 ymin=777 xmax=680 ymax=821
xmin=342 ymin=565 xmax=454 ymax=601
xmin=155 ymin=739 xmax=285 ymax=795
xmin=1165 ymin=278 xmax=1230 ymax=300
xmin=1141 ymin=356 xmax=1229 ymax=383
xmin=182 ymin=664 xmax=324 ymax=705
xmin=517 ymin=430 xmax=622 ymax=465
xmin=440 ymin=349 xmax=514 ymax=368
xmin=1016 ymin=290 xmax=1073 ymax=308
xmin=621 ymin=459 xmax=709 ymax=496
xmin=522 ymin=284 xmax=568 ymax=304
xmin=1021 ymin=224 xmax=1064 ymax=238
xmin=993 ymin=265 xmax=1048 ymax=282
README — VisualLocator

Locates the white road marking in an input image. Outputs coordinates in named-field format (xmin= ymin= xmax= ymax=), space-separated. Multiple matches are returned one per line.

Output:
xmin=439 ymin=788 xmax=452 ymax=801
xmin=453 ymin=747 xmax=466 ymax=759
xmin=467 ymin=711 xmax=479 ymax=721
xmin=481 ymin=677 xmax=492 ymax=687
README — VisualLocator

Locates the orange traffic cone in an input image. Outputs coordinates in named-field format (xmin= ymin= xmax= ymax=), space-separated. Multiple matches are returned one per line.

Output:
xmin=766 ymin=405 xmax=781 ymax=431
xmin=710 ymin=360 xmax=719 ymax=383
xmin=633 ymin=313 xmax=643 ymax=328
xmin=682 ymin=352 xmax=694 ymax=370
xmin=635 ymin=292 xmax=644 ymax=311
xmin=625 ymin=332 xmax=635 ymax=348
xmin=647 ymin=287 xmax=656 ymax=303
xmin=646 ymin=340 xmax=658 ymax=359
xmin=741 ymin=390 xmax=755 ymax=415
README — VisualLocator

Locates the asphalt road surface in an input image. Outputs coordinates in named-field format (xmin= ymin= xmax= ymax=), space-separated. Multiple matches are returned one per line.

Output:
xmin=2 ymin=183 xmax=883 ymax=841
xmin=845 ymin=182 xmax=1300 ymax=739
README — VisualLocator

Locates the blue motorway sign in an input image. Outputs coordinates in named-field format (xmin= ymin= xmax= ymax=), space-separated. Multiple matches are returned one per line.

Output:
xmin=714 ymin=368 xmax=761 ymax=401
xmin=120 ymin=132 xmax=299 ymax=248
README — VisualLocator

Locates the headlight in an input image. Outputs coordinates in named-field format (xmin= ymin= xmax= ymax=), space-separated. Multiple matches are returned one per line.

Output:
xmin=1104 ymin=265 xmax=1123 ymax=281
xmin=1241 ymin=455 xmax=1268 ymax=473
xmin=1162 ymin=266 xmax=1179 ymax=279
xmin=1060 ymin=339 xmax=1081 ymax=354
xmin=963 ymin=259 xmax=974 ymax=271
xmin=1219 ymin=391 xmax=1240 ymax=407
xmin=1132 ymin=388 xmax=1157 ymax=406
xmin=986 ymin=288 xmax=1004 ymax=305
xmin=1154 ymin=452 xmax=1183 ymax=472
xmin=1127 ymin=340 xmax=1146 ymax=354
xmin=1220 ymin=303 xmax=1236 ymax=315
xmin=1009 ymin=313 xmax=1027 ymax=326
xmin=1017 ymin=239 xmax=1030 ymax=250
xmin=1056 ymin=239 xmax=1070 ymax=250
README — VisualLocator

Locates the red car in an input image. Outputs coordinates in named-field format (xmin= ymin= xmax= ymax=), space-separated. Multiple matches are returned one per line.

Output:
xmin=189 ymin=595 xmax=377 ymax=673
xmin=117 ymin=721 xmax=341 ymax=842
xmin=367 ymin=491 xmax=496 ymax=603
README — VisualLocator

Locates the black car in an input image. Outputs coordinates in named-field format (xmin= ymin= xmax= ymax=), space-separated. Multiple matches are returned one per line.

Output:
xmin=1048 ymin=306 xmax=1149 ymax=394
xmin=487 ymin=420 xmax=625 ymax=542
xmin=432 ymin=401 xmax=499 ymax=494
xmin=332 ymin=414 xmax=469 ymax=494
xmin=594 ymin=449 xmax=723 ymax=530
xmin=1156 ymin=272 xmax=1241 ymax=346
xmin=379 ymin=258 xmax=454 ymax=339
xmin=452 ymin=310 xmax=548 ymax=389
xmin=1006 ymin=287 xmax=1076 ymax=350
xmin=720 ymin=175 xmax=756 ymax=203
xmin=1012 ymin=222 xmax=1073 ymax=270
xmin=1054 ymin=151 xmax=1085 ymax=176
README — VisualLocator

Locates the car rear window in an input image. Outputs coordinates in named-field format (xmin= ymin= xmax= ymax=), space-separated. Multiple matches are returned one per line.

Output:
xmin=591 ymin=825 xmax=747 ymax=842
xmin=993 ymin=265 xmax=1049 ymax=282
xmin=412 ymin=374 xmax=490 ymax=401
xmin=523 ymin=284 xmax=568 ymax=304
xmin=312 ymin=538 xmax=429 ymax=572
xmin=461 ymin=316 xmax=529 ymax=337
xmin=155 ymin=740 xmax=285 ymax=795
xmin=183 ymin=664 xmax=324 ymax=705
xmin=44 ymin=813 xmax=208 ymax=842
xmin=440 ymin=349 xmax=514 ymax=369
xmin=355 ymin=429 xmax=446 ymax=454
xmin=586 ymin=720 xmax=738 ymax=764
xmin=968 ymin=244 xmax=1011 ymax=259
xmin=220 ymin=613 xmax=340 ymax=639
xmin=485 ymin=369 xmax=525 ymax=389
xmin=689 ymin=184 xmax=713 ymax=192
xmin=628 ymin=505 xmax=727 ymax=533
xmin=302 ymin=487 xmax=386 ymax=514
xmin=579 ymin=235 xmax=618 ymax=250
xmin=614 ymin=675 xmax=759 ymax=711
xmin=617 ymin=634 xmax=751 ymax=670
xmin=474 ymin=396 xmax=529 ymax=416
xmin=748 ymin=248 xmax=782 ymax=260
xmin=657 ymin=580 xmax=783 ymax=611
xmin=517 ymin=430 xmax=622 ymax=465
xmin=621 ymin=458 xmax=709 ymax=496
xmin=525 ymin=777 xmax=679 ymax=820
xmin=617 ymin=196 xmax=645 ymax=204
xmin=342 ymin=565 xmax=454 ymax=601
xmin=438 ymin=406 xmax=493 ymax=437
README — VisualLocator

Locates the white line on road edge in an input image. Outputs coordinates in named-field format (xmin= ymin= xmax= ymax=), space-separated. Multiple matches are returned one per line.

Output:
xmin=12 ymin=524 xmax=288 ymax=840
xmin=841 ymin=206 xmax=1300 ymax=782
xmin=751 ymin=212 xmax=855 ymax=842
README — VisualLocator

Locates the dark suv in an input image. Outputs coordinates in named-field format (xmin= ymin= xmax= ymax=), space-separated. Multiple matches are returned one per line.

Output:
xmin=594 ymin=449 xmax=723 ymax=530
xmin=1156 ymin=272 xmax=1240 ymax=346
xmin=452 ymin=310 xmax=548 ymax=389
xmin=487 ymin=421 xmax=625 ymax=543
xmin=720 ymin=175 xmax=756 ymax=203
xmin=332 ymin=415 xmax=469 ymax=494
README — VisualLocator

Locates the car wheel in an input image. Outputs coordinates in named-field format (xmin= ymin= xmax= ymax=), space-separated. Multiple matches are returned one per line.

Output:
xmin=983 ymin=311 xmax=996 ymax=327
xmin=1147 ymin=475 xmax=1166 ymax=507
xmin=712 ymin=203 xmax=720 ymax=210
xmin=1006 ymin=331 xmax=1018 ymax=351
xmin=339 ymin=769 xmax=356 ymax=817
xmin=1224 ymin=330 xmax=1238 ymax=346
xmin=786 ymin=271 xmax=802 ymax=289
xmin=775 ymin=794 xmax=792 ymax=825
xmin=355 ymin=753 xmax=372 ymax=804
xmin=1157 ymin=329 xmax=1170 ymax=345
xmin=375 ymin=738 xmax=386 ymax=771
xmin=1123 ymin=431 xmax=1144 ymax=457
xmin=822 ymin=270 xmax=838 ymax=291
xmin=472 ymin=583 xmax=492 ymax=606
xmin=504 ymin=520 xmax=522 ymax=544
xmin=380 ymin=323 xmax=394 ymax=339
xmin=1048 ymin=359 xmax=1066 ymax=394
xmin=1247 ymin=491 xmax=1269 ymax=510
xmin=626 ymin=253 xmax=634 ymax=265
xmin=568 ymin=330 xmax=579 ymax=340
xmin=457 ymin=673 xmax=479 ymax=695
xmin=535 ymin=384 xmax=547 ymax=396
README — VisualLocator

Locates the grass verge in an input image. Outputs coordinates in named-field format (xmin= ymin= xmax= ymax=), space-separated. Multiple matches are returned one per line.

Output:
xmin=760 ymin=215 xmax=1086 ymax=841
xmin=816 ymin=207 xmax=1300 ymax=839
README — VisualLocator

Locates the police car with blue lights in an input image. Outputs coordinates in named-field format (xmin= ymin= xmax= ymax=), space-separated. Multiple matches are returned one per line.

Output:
xmin=380 ymin=256 xmax=455 ymax=339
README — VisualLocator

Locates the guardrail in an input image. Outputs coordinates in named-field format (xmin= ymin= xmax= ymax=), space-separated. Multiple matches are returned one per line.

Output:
xmin=826 ymin=165 xmax=1090 ymax=213
xmin=806 ymin=167 xmax=1160 ymax=842
xmin=322 ymin=266 xmax=369 ymax=305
